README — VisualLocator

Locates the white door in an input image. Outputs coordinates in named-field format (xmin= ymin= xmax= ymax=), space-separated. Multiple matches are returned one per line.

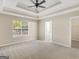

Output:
xmin=45 ymin=20 xmax=52 ymax=42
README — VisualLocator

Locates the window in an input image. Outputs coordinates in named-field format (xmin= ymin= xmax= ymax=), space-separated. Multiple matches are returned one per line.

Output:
xmin=12 ymin=20 xmax=28 ymax=37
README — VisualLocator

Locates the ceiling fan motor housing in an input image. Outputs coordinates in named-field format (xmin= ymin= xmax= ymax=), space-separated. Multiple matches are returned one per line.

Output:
xmin=30 ymin=0 xmax=46 ymax=8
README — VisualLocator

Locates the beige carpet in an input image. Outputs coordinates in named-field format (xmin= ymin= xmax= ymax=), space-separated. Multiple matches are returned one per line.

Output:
xmin=0 ymin=40 xmax=79 ymax=59
xmin=72 ymin=40 xmax=79 ymax=48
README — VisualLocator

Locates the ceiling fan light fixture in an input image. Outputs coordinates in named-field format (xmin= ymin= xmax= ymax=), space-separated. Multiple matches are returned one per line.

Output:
xmin=28 ymin=0 xmax=46 ymax=8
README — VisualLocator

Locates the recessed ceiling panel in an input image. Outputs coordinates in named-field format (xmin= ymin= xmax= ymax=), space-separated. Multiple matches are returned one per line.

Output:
xmin=16 ymin=2 xmax=36 ymax=12
xmin=0 ymin=0 xmax=3 ymax=9
xmin=0 ymin=0 xmax=2 ymax=5
xmin=4 ymin=0 xmax=18 ymax=7
xmin=16 ymin=0 xmax=61 ymax=13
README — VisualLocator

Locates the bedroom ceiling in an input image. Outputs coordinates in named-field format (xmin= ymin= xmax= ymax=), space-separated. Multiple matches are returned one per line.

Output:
xmin=16 ymin=0 xmax=61 ymax=13
xmin=0 ymin=0 xmax=79 ymax=19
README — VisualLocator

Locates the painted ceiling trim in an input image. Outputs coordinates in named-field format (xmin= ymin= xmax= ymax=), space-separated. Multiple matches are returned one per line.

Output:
xmin=0 ymin=10 xmax=37 ymax=20
xmin=3 ymin=7 xmax=37 ymax=18
xmin=40 ymin=6 xmax=79 ymax=19
xmin=40 ymin=4 xmax=79 ymax=18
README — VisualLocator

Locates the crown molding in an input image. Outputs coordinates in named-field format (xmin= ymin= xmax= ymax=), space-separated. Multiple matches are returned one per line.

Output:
xmin=39 ymin=6 xmax=79 ymax=19
xmin=0 ymin=10 xmax=37 ymax=20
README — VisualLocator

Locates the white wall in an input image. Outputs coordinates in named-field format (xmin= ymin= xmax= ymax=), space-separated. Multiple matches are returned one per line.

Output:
xmin=0 ymin=14 xmax=37 ymax=45
xmin=52 ymin=15 xmax=70 ymax=47
xmin=71 ymin=17 xmax=79 ymax=41
xmin=45 ymin=20 xmax=52 ymax=42
xmin=38 ymin=20 xmax=45 ymax=40
xmin=38 ymin=10 xmax=79 ymax=47
xmin=53 ymin=10 xmax=79 ymax=47
xmin=38 ymin=19 xmax=53 ymax=42
xmin=28 ymin=21 xmax=37 ymax=40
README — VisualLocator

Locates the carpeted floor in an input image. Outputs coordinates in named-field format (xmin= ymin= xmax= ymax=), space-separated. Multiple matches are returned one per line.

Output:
xmin=0 ymin=40 xmax=79 ymax=59
xmin=72 ymin=40 xmax=79 ymax=48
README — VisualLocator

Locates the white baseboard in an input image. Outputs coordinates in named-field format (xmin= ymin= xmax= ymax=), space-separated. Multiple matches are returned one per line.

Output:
xmin=38 ymin=40 xmax=53 ymax=43
xmin=53 ymin=41 xmax=71 ymax=48
xmin=0 ymin=39 xmax=34 ymax=48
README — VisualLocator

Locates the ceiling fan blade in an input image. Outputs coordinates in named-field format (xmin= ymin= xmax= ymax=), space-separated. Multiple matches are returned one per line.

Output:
xmin=30 ymin=0 xmax=35 ymax=4
xmin=39 ymin=6 xmax=45 ymax=8
xmin=39 ymin=0 xmax=46 ymax=5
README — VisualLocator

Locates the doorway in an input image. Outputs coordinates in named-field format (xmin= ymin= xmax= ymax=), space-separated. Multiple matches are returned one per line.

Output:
xmin=45 ymin=20 xmax=52 ymax=42
xmin=71 ymin=16 xmax=79 ymax=48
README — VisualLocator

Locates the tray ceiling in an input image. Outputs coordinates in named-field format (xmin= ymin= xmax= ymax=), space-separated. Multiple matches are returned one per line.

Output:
xmin=0 ymin=0 xmax=79 ymax=19
xmin=16 ymin=0 xmax=61 ymax=13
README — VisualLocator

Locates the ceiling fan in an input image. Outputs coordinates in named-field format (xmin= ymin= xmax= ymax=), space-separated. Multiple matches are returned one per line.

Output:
xmin=28 ymin=0 xmax=46 ymax=8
